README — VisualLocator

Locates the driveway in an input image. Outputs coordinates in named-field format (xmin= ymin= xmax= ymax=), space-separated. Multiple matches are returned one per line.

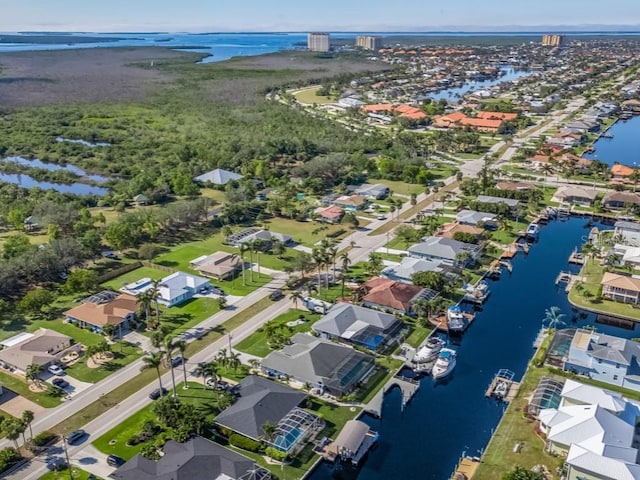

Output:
xmin=45 ymin=373 xmax=94 ymax=399
xmin=0 ymin=388 xmax=45 ymax=416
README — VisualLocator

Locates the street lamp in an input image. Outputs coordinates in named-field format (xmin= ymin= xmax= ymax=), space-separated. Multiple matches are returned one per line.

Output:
xmin=227 ymin=333 xmax=233 ymax=354
xmin=62 ymin=435 xmax=74 ymax=480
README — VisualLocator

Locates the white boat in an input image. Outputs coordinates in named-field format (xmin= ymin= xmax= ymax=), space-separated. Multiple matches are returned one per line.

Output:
xmin=447 ymin=306 xmax=467 ymax=333
xmin=432 ymin=348 xmax=457 ymax=379
xmin=494 ymin=380 xmax=509 ymax=398
xmin=526 ymin=223 xmax=540 ymax=238
xmin=414 ymin=337 xmax=446 ymax=364
xmin=463 ymin=280 xmax=490 ymax=304
xmin=546 ymin=206 xmax=557 ymax=219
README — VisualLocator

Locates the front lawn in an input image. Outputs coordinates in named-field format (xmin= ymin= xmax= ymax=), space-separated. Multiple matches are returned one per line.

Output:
xmin=158 ymin=297 xmax=221 ymax=335
xmin=235 ymin=309 xmax=321 ymax=358
xmin=0 ymin=370 xmax=62 ymax=408
xmin=93 ymin=381 xmax=220 ymax=460
xmin=39 ymin=468 xmax=100 ymax=480
xmin=62 ymin=342 xmax=144 ymax=383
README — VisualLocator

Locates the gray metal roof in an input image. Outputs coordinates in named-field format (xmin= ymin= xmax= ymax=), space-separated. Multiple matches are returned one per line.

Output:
xmin=408 ymin=236 xmax=481 ymax=261
xmin=313 ymin=303 xmax=399 ymax=336
xmin=111 ymin=436 xmax=270 ymax=480
xmin=214 ymin=376 xmax=305 ymax=441
xmin=456 ymin=209 xmax=497 ymax=225
xmin=194 ymin=168 xmax=243 ymax=185
xmin=476 ymin=195 xmax=519 ymax=207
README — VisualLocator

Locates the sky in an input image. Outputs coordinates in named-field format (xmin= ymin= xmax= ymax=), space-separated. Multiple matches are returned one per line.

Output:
xmin=1 ymin=0 xmax=640 ymax=32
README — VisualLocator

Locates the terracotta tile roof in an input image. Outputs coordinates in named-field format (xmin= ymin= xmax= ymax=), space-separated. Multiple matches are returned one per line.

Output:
xmin=611 ymin=164 xmax=635 ymax=177
xmin=362 ymin=104 xmax=394 ymax=113
xmin=436 ymin=222 xmax=484 ymax=239
xmin=316 ymin=205 xmax=344 ymax=220
xmin=476 ymin=111 xmax=517 ymax=121
xmin=602 ymin=272 xmax=640 ymax=293
xmin=64 ymin=294 xmax=137 ymax=328
xmin=361 ymin=277 xmax=424 ymax=312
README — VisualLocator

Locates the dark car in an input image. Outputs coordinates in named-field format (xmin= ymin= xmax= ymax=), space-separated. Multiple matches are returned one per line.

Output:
xmin=65 ymin=429 xmax=87 ymax=445
xmin=170 ymin=355 xmax=184 ymax=367
xmin=47 ymin=456 xmax=68 ymax=471
xmin=52 ymin=378 xmax=69 ymax=389
xmin=148 ymin=387 xmax=168 ymax=400
xmin=269 ymin=289 xmax=284 ymax=301
xmin=107 ymin=454 xmax=126 ymax=468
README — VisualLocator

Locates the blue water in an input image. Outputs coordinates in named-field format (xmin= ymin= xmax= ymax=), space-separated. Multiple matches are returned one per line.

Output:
xmin=427 ymin=68 xmax=531 ymax=101
xmin=0 ymin=171 xmax=108 ymax=196
xmin=1 ymin=155 xmax=109 ymax=183
xmin=583 ymin=116 xmax=640 ymax=167
xmin=310 ymin=217 xmax=636 ymax=480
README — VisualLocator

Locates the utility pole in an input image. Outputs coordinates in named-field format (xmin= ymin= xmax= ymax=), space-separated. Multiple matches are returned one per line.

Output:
xmin=227 ymin=333 xmax=233 ymax=354
xmin=62 ymin=435 xmax=73 ymax=480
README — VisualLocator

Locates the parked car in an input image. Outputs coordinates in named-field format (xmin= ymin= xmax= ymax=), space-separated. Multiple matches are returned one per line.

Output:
xmin=210 ymin=286 xmax=225 ymax=296
xmin=205 ymin=377 xmax=229 ymax=390
xmin=66 ymin=429 xmax=87 ymax=445
xmin=107 ymin=454 xmax=126 ymax=467
xmin=148 ymin=387 xmax=167 ymax=400
xmin=170 ymin=355 xmax=184 ymax=367
xmin=377 ymin=215 xmax=387 ymax=220
xmin=47 ymin=364 xmax=64 ymax=376
xmin=269 ymin=289 xmax=284 ymax=301
xmin=52 ymin=378 xmax=69 ymax=389
xmin=47 ymin=457 xmax=68 ymax=471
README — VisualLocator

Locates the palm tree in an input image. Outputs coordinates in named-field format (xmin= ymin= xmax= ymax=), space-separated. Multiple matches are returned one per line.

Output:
xmin=327 ymin=245 xmax=339 ymax=283
xmin=312 ymin=247 xmax=327 ymax=294
xmin=148 ymin=279 xmax=163 ymax=324
xmin=289 ymin=290 xmax=303 ymax=310
xmin=339 ymin=251 xmax=352 ymax=298
xmin=543 ymin=306 xmax=566 ymax=331
xmin=22 ymin=410 xmax=34 ymax=440
xmin=253 ymin=239 xmax=265 ymax=278
xmin=141 ymin=352 xmax=164 ymax=392
xmin=541 ymin=163 xmax=554 ymax=191
xmin=238 ymin=243 xmax=249 ymax=286
xmin=246 ymin=240 xmax=255 ymax=282
xmin=164 ymin=338 xmax=178 ymax=397
xmin=261 ymin=421 xmax=278 ymax=444
xmin=176 ymin=340 xmax=188 ymax=389
xmin=227 ymin=351 xmax=241 ymax=372
xmin=249 ymin=358 xmax=261 ymax=374
xmin=271 ymin=238 xmax=286 ymax=259
xmin=216 ymin=349 xmax=229 ymax=368
xmin=137 ymin=290 xmax=153 ymax=323
xmin=25 ymin=364 xmax=42 ymax=388
xmin=3 ymin=418 xmax=21 ymax=450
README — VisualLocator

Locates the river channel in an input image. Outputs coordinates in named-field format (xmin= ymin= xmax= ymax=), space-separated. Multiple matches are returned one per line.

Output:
xmin=583 ymin=115 xmax=640 ymax=167
xmin=310 ymin=216 xmax=637 ymax=480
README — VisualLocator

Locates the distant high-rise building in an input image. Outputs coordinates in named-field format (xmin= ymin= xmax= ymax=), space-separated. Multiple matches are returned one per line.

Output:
xmin=356 ymin=35 xmax=382 ymax=51
xmin=542 ymin=34 xmax=565 ymax=47
xmin=308 ymin=33 xmax=330 ymax=52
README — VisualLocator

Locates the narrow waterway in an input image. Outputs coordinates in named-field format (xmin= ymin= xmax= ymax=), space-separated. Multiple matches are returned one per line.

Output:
xmin=426 ymin=67 xmax=530 ymax=102
xmin=583 ymin=115 xmax=640 ymax=167
xmin=310 ymin=217 xmax=637 ymax=480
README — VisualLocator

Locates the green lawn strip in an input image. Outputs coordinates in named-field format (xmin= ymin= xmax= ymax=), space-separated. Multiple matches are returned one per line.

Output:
xmin=488 ymin=220 xmax=530 ymax=245
xmin=63 ymin=343 xmax=144 ymax=383
xmin=404 ymin=323 xmax=433 ymax=348
xmin=353 ymin=358 xmax=404 ymax=404
xmin=156 ymin=297 xmax=221 ymax=335
xmin=101 ymin=266 xmax=166 ymax=291
xmin=235 ymin=309 xmax=321 ymax=357
xmin=39 ymin=467 xmax=100 ymax=480
xmin=50 ymin=297 xmax=273 ymax=435
xmin=0 ymin=370 xmax=62 ymax=408
xmin=93 ymin=381 xmax=219 ymax=460
xmin=366 ymin=178 xmax=423 ymax=197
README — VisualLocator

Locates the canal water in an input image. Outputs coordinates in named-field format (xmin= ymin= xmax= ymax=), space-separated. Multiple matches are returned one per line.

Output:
xmin=310 ymin=217 xmax=637 ymax=480
xmin=426 ymin=67 xmax=531 ymax=102
xmin=583 ymin=115 xmax=640 ymax=167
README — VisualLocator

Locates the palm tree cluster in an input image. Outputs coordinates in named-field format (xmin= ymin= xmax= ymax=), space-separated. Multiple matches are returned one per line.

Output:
xmin=86 ymin=340 xmax=111 ymax=361
xmin=1 ymin=410 xmax=36 ymax=450
xmin=141 ymin=331 xmax=188 ymax=396
xmin=136 ymin=278 xmax=162 ymax=329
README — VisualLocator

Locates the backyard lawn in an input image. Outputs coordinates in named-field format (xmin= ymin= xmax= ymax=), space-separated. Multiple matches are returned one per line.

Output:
xmin=235 ymin=309 xmax=321 ymax=358
xmin=366 ymin=178 xmax=423 ymax=197
xmin=93 ymin=381 xmax=220 ymax=460
xmin=101 ymin=266 xmax=165 ymax=291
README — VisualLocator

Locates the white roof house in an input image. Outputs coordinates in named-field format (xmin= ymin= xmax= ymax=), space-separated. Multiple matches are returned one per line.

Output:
xmin=194 ymin=168 xmax=243 ymax=186
xmin=380 ymin=257 xmax=444 ymax=284
xmin=121 ymin=272 xmax=210 ymax=308
xmin=561 ymin=379 xmax=627 ymax=414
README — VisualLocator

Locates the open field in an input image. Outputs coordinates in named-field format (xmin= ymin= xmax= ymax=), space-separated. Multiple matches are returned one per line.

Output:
xmin=294 ymin=86 xmax=334 ymax=105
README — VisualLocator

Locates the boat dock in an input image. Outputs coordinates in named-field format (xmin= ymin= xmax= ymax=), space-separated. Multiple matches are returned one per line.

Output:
xmin=568 ymin=248 xmax=585 ymax=265
xmin=532 ymin=327 xmax=548 ymax=349
xmin=365 ymin=372 xmax=420 ymax=418
xmin=485 ymin=369 xmax=520 ymax=402
xmin=451 ymin=456 xmax=481 ymax=480
xmin=429 ymin=312 xmax=475 ymax=332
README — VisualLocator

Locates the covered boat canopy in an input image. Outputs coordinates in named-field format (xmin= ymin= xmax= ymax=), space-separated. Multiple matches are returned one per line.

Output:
xmin=334 ymin=420 xmax=369 ymax=455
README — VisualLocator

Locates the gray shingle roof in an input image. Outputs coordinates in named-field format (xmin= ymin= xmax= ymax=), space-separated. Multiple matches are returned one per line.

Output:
xmin=110 ymin=436 xmax=268 ymax=480
xmin=214 ymin=376 xmax=305 ymax=440
xmin=408 ymin=236 xmax=480 ymax=261
xmin=313 ymin=303 xmax=399 ymax=337
xmin=476 ymin=195 xmax=519 ymax=207
xmin=194 ymin=168 xmax=243 ymax=185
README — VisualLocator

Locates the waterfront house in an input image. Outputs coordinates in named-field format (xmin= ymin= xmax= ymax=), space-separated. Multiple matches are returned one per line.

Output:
xmin=359 ymin=277 xmax=437 ymax=316
xmin=455 ymin=210 xmax=498 ymax=228
xmin=611 ymin=164 xmax=636 ymax=181
xmin=435 ymin=222 xmax=484 ymax=240
xmin=314 ymin=205 xmax=344 ymax=224
xmin=551 ymin=186 xmax=598 ymax=206
xmin=64 ymin=291 xmax=137 ymax=335
xmin=380 ymin=257 xmax=447 ymax=284
xmin=214 ymin=376 xmax=322 ymax=454
xmin=312 ymin=303 xmax=403 ymax=351
xmin=601 ymin=272 xmax=640 ymax=304
xmin=0 ymin=329 xmax=73 ymax=375
xmin=537 ymin=379 xmax=640 ymax=480
xmin=193 ymin=168 xmax=243 ymax=186
xmin=615 ymin=221 xmax=640 ymax=246
xmin=562 ymin=328 xmax=640 ymax=391
xmin=565 ymin=118 xmax=600 ymax=133
xmin=475 ymin=195 xmax=519 ymax=212
xmin=189 ymin=252 xmax=242 ymax=281
xmin=111 ymin=436 xmax=271 ymax=480
xmin=603 ymin=191 xmax=640 ymax=210
xmin=348 ymin=183 xmax=389 ymax=200
xmin=614 ymin=245 xmax=640 ymax=269
xmin=408 ymin=236 xmax=482 ymax=267
xmin=261 ymin=333 xmax=375 ymax=398
xmin=333 ymin=195 xmax=368 ymax=211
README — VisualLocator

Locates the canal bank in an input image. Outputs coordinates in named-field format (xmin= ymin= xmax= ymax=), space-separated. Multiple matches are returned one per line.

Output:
xmin=308 ymin=217 xmax=639 ymax=480
xmin=583 ymin=114 xmax=640 ymax=167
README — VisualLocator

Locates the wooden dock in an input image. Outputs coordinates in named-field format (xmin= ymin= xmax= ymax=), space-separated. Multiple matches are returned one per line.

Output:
xmin=568 ymin=248 xmax=585 ymax=265
xmin=429 ymin=312 xmax=475 ymax=332
xmin=451 ymin=456 xmax=481 ymax=480
xmin=485 ymin=369 xmax=520 ymax=403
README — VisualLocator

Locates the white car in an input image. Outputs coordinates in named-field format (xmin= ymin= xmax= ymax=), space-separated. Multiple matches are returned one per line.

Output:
xmin=48 ymin=364 xmax=64 ymax=376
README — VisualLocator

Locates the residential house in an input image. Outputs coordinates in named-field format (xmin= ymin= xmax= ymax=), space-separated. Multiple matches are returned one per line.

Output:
xmin=312 ymin=303 xmax=403 ymax=351
xmin=603 ymin=191 xmax=640 ymax=210
xmin=333 ymin=195 xmax=368 ymax=211
xmin=601 ymin=272 xmax=640 ymax=305
xmin=226 ymin=228 xmax=293 ymax=249
xmin=214 ymin=376 xmax=322 ymax=454
xmin=121 ymin=272 xmax=210 ymax=307
xmin=455 ymin=209 xmax=498 ymax=228
xmin=563 ymin=328 xmax=640 ymax=391
xmin=432 ymin=111 xmax=511 ymax=133
xmin=528 ymin=154 xmax=553 ymax=171
xmin=615 ymin=221 xmax=640 ymax=246
xmin=611 ymin=164 xmax=637 ymax=182
xmin=613 ymin=244 xmax=640 ymax=269
xmin=359 ymin=277 xmax=437 ymax=316
xmin=193 ymin=168 xmax=243 ymax=186
xmin=565 ymin=118 xmax=600 ymax=133
xmin=435 ymin=222 xmax=484 ymax=240
xmin=0 ymin=329 xmax=73 ymax=374
xmin=111 ymin=436 xmax=271 ymax=480
xmin=338 ymin=96 xmax=366 ymax=109
xmin=552 ymin=186 xmax=598 ymax=206
xmin=536 ymin=379 xmax=640 ymax=480
xmin=261 ymin=333 xmax=375 ymax=398
xmin=64 ymin=291 xmax=137 ymax=335
xmin=408 ymin=236 xmax=482 ymax=267
xmin=380 ymin=257 xmax=447 ymax=284
xmin=495 ymin=181 xmax=537 ymax=192
xmin=475 ymin=195 xmax=519 ymax=212
xmin=190 ymin=252 xmax=242 ymax=281
xmin=348 ymin=183 xmax=389 ymax=200
xmin=314 ymin=205 xmax=344 ymax=224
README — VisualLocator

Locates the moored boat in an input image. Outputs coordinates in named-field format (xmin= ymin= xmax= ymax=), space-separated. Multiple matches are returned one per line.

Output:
xmin=414 ymin=337 xmax=446 ymax=364
xmin=526 ymin=223 xmax=540 ymax=238
xmin=463 ymin=280 xmax=490 ymax=304
xmin=447 ymin=306 xmax=467 ymax=333
xmin=432 ymin=348 xmax=457 ymax=379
